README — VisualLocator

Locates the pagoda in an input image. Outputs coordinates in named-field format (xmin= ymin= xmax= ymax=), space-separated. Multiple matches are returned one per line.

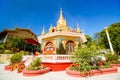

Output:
xmin=38 ymin=9 xmax=86 ymax=55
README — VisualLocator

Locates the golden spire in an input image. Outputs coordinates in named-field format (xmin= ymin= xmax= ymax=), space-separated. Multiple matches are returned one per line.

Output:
xmin=57 ymin=8 xmax=66 ymax=25
xmin=49 ymin=24 xmax=53 ymax=33
xmin=41 ymin=27 xmax=45 ymax=35
xmin=76 ymin=23 xmax=81 ymax=33
xmin=59 ymin=8 xmax=64 ymax=20
xmin=56 ymin=8 xmax=67 ymax=31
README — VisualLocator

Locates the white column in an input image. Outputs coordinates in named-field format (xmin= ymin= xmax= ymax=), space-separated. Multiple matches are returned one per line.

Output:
xmin=105 ymin=27 xmax=114 ymax=54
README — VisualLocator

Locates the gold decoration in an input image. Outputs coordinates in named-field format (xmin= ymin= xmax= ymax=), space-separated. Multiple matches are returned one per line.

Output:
xmin=17 ymin=63 xmax=25 ymax=73
xmin=56 ymin=8 xmax=69 ymax=32
xmin=11 ymin=63 xmax=19 ymax=71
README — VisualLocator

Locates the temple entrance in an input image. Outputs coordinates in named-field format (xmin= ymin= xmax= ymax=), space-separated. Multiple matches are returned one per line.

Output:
xmin=66 ymin=41 xmax=75 ymax=54
xmin=44 ymin=42 xmax=55 ymax=55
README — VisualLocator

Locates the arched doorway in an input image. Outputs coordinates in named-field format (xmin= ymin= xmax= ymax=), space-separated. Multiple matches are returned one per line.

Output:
xmin=44 ymin=42 xmax=55 ymax=55
xmin=66 ymin=41 xmax=75 ymax=54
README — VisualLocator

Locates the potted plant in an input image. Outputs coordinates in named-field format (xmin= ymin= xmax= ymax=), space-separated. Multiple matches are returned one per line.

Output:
xmin=66 ymin=46 xmax=117 ymax=77
xmin=66 ymin=47 xmax=96 ymax=77
xmin=4 ymin=52 xmax=22 ymax=70
xmin=23 ymin=57 xmax=51 ymax=76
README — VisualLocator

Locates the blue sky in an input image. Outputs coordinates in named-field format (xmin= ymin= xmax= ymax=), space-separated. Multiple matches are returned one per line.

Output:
xmin=0 ymin=0 xmax=120 ymax=37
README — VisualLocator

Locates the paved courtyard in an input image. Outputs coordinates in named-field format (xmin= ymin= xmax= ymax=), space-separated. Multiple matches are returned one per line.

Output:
xmin=0 ymin=64 xmax=120 ymax=80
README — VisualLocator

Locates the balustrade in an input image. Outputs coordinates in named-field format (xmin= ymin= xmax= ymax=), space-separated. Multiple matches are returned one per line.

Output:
xmin=38 ymin=55 xmax=72 ymax=62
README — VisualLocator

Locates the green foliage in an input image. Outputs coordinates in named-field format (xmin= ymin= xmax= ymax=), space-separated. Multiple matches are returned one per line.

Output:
xmin=31 ymin=57 xmax=41 ymax=67
xmin=10 ymin=52 xmax=22 ymax=65
xmin=0 ymin=43 xmax=14 ymax=54
xmin=105 ymin=54 xmax=120 ymax=64
xmin=93 ymin=32 xmax=105 ymax=49
xmin=99 ymin=22 xmax=120 ymax=53
xmin=98 ymin=62 xmax=112 ymax=69
xmin=27 ymin=65 xmax=45 ymax=70
xmin=3 ymin=50 xmax=13 ymax=54
xmin=69 ymin=62 xmax=92 ymax=74
xmin=70 ymin=47 xmax=98 ymax=74
xmin=0 ymin=43 xmax=5 ymax=53
xmin=19 ymin=51 xmax=29 ymax=55
xmin=93 ymin=32 xmax=101 ymax=41
xmin=71 ymin=46 xmax=98 ymax=64
xmin=5 ymin=37 xmax=26 ymax=52
xmin=0 ymin=43 xmax=5 ymax=50
xmin=0 ymin=49 xmax=4 ymax=54
xmin=84 ymin=35 xmax=93 ymax=47
xmin=70 ymin=46 xmax=112 ymax=74
xmin=27 ymin=57 xmax=45 ymax=70
xmin=36 ymin=44 xmax=41 ymax=53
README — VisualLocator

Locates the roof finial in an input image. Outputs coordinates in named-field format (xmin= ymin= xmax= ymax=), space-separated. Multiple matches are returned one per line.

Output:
xmin=76 ymin=23 xmax=81 ymax=33
xmin=56 ymin=8 xmax=67 ymax=29
xmin=41 ymin=27 xmax=45 ymax=35
xmin=59 ymin=8 xmax=63 ymax=19
xmin=60 ymin=8 xmax=62 ymax=14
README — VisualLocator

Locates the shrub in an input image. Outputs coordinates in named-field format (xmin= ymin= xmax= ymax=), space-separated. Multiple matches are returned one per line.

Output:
xmin=19 ymin=51 xmax=29 ymax=55
xmin=0 ymin=43 xmax=5 ymax=50
xmin=70 ymin=47 xmax=98 ymax=74
xmin=105 ymin=54 xmax=120 ymax=64
xmin=98 ymin=62 xmax=112 ymax=69
xmin=27 ymin=66 xmax=45 ymax=70
xmin=70 ymin=46 xmax=112 ymax=74
xmin=0 ymin=49 xmax=4 ymax=54
xmin=9 ymin=52 xmax=22 ymax=65
xmin=27 ymin=57 xmax=45 ymax=70
xmin=0 ymin=49 xmax=13 ymax=54
xmin=31 ymin=57 xmax=41 ymax=67
xmin=4 ymin=50 xmax=13 ymax=54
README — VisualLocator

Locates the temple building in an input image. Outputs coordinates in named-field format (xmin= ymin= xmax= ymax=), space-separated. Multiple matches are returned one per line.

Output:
xmin=38 ymin=9 xmax=87 ymax=55
xmin=0 ymin=28 xmax=39 ymax=45
xmin=0 ymin=28 xmax=39 ymax=52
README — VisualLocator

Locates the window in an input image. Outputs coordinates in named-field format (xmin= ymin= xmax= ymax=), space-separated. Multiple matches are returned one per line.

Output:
xmin=66 ymin=41 xmax=75 ymax=54
xmin=45 ymin=42 xmax=53 ymax=51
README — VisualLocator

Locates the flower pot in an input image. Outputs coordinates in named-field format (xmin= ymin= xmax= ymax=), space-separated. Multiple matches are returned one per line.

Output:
xmin=111 ymin=64 xmax=120 ymax=67
xmin=4 ymin=65 xmax=13 ymax=71
xmin=65 ymin=68 xmax=83 ymax=77
xmin=23 ymin=67 xmax=51 ymax=76
xmin=66 ymin=67 xmax=118 ymax=77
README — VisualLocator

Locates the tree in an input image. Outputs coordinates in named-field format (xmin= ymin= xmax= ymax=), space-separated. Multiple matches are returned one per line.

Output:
xmin=99 ymin=22 xmax=120 ymax=54
xmin=0 ymin=43 xmax=5 ymax=53
xmin=93 ymin=32 xmax=105 ymax=49
xmin=70 ymin=46 xmax=111 ymax=75
xmin=93 ymin=32 xmax=100 ymax=43
xmin=84 ymin=34 xmax=93 ymax=47
xmin=5 ymin=37 xmax=26 ymax=52
xmin=36 ymin=44 xmax=41 ymax=53
xmin=0 ymin=43 xmax=5 ymax=50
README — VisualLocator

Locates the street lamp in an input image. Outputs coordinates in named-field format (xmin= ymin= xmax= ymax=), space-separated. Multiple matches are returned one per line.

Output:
xmin=104 ymin=27 xmax=114 ymax=54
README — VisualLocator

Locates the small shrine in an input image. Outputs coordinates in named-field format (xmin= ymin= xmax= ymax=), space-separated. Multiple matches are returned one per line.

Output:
xmin=38 ymin=9 xmax=86 ymax=55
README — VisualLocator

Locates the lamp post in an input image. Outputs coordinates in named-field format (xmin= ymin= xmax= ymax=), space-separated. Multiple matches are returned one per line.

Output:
xmin=105 ymin=27 xmax=114 ymax=54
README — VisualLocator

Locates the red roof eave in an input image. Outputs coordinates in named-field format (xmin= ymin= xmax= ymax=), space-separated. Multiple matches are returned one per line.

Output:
xmin=25 ymin=38 xmax=39 ymax=45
